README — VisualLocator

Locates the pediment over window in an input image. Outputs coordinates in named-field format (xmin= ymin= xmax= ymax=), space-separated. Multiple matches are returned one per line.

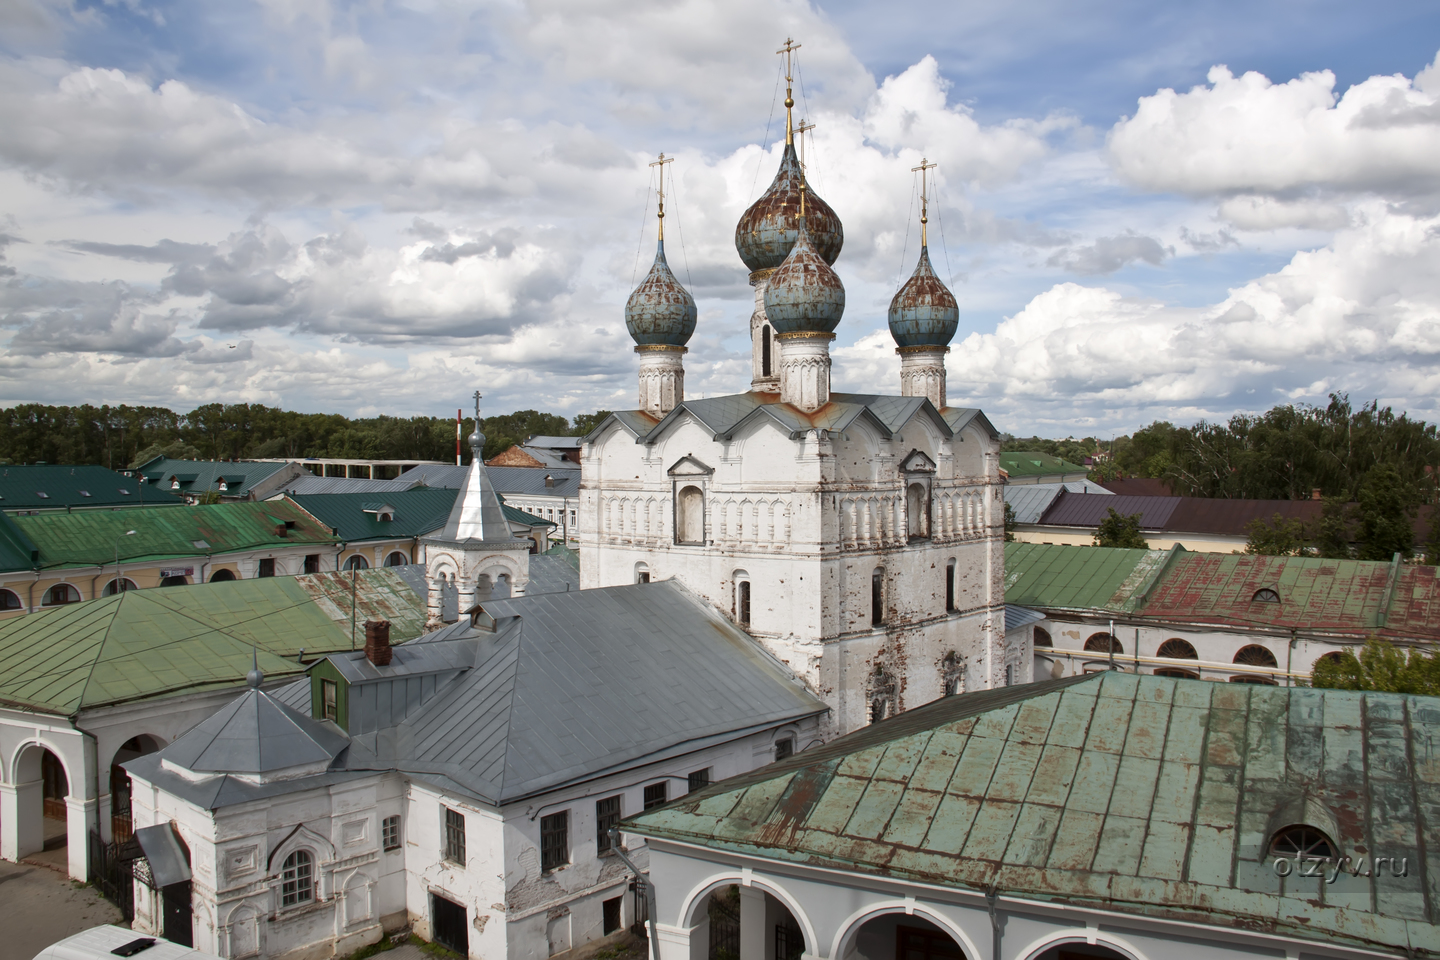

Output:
xmin=900 ymin=449 xmax=937 ymax=474
xmin=667 ymin=456 xmax=714 ymax=477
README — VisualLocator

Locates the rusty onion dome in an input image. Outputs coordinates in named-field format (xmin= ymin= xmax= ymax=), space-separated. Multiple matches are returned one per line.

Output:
xmin=625 ymin=239 xmax=698 ymax=347
xmin=762 ymin=218 xmax=846 ymax=334
xmin=734 ymin=143 xmax=843 ymax=271
xmin=888 ymin=246 xmax=958 ymax=348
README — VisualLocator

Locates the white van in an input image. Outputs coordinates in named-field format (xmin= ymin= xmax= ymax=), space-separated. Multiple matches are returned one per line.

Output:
xmin=31 ymin=927 xmax=224 ymax=960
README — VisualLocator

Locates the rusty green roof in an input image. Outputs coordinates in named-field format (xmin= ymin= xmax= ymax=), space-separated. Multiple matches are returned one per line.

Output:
xmin=625 ymin=673 xmax=1440 ymax=956
xmin=1003 ymin=541 xmax=1172 ymax=613
xmin=0 ymin=568 xmax=426 ymax=715
xmin=999 ymin=451 xmax=1090 ymax=478
xmin=3 ymin=500 xmax=337 ymax=572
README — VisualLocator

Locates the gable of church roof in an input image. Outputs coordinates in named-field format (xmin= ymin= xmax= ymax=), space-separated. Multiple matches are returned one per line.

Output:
xmin=900 ymin=449 xmax=937 ymax=473
xmin=667 ymin=455 xmax=714 ymax=477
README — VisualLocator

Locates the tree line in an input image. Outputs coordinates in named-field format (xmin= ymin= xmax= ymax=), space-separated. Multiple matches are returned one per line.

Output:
xmin=0 ymin=403 xmax=613 ymax=469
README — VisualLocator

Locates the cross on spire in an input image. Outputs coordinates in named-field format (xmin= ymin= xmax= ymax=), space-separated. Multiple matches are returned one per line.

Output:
xmin=911 ymin=157 xmax=937 ymax=246
xmin=649 ymin=153 xmax=674 ymax=241
xmin=777 ymin=38 xmax=801 ymax=145
xmin=796 ymin=118 xmax=816 ymax=170
xmin=473 ymin=390 xmax=483 ymax=423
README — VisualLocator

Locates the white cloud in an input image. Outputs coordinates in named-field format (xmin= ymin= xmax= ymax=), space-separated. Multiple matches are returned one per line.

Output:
xmin=1108 ymin=53 xmax=1440 ymax=200
xmin=1045 ymin=232 xmax=1170 ymax=275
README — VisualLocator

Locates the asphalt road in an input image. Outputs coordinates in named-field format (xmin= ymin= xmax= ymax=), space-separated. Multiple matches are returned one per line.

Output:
xmin=0 ymin=859 xmax=124 ymax=960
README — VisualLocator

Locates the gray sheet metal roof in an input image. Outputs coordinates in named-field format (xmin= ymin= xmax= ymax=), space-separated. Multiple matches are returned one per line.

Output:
xmin=525 ymin=554 xmax=580 ymax=595
xmin=1006 ymin=481 xmax=1113 ymax=524
xmin=485 ymin=466 xmax=580 ymax=498
xmin=527 ymin=436 xmax=581 ymax=449
xmin=1003 ymin=604 xmax=1046 ymax=633
xmin=162 ymin=684 xmax=348 ymax=774
xmin=352 ymin=579 xmax=826 ymax=804
xmin=435 ymin=457 xmax=512 ymax=542
xmin=273 ymin=476 xmax=419 ymax=496
xmin=396 ymin=463 xmax=470 ymax=488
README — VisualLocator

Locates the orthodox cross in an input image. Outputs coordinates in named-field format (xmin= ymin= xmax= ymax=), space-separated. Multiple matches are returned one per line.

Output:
xmin=649 ymin=153 xmax=674 ymax=241
xmin=796 ymin=118 xmax=816 ymax=171
xmin=912 ymin=157 xmax=937 ymax=245
xmin=473 ymin=390 xmax=483 ymax=423
xmin=777 ymin=38 xmax=801 ymax=143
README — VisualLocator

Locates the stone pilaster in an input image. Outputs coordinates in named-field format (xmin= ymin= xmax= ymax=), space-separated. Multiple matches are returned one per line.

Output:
xmin=636 ymin=345 xmax=686 ymax=418
xmin=778 ymin=332 xmax=834 ymax=412
xmin=898 ymin=345 xmax=949 ymax=409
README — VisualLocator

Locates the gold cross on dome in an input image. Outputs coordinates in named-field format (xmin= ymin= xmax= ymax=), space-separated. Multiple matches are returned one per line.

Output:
xmin=796 ymin=118 xmax=816 ymax=170
xmin=649 ymin=153 xmax=674 ymax=240
xmin=911 ymin=157 xmax=938 ymax=244
xmin=777 ymin=38 xmax=801 ymax=143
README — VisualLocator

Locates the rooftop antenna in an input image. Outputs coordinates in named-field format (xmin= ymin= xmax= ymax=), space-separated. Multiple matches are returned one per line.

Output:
xmin=649 ymin=153 xmax=674 ymax=241
xmin=912 ymin=157 xmax=937 ymax=247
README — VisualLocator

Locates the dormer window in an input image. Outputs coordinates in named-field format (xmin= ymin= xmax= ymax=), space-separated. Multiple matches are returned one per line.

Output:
xmin=1252 ymin=588 xmax=1281 ymax=604
xmin=217 ymin=481 xmax=228 ymax=492
xmin=171 ymin=479 xmax=181 ymax=490
xmin=79 ymin=490 xmax=91 ymax=498
xmin=1270 ymin=825 xmax=1337 ymax=861
xmin=36 ymin=491 xmax=48 ymax=499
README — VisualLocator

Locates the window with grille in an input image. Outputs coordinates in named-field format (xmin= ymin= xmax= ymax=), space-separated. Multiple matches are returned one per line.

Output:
xmin=540 ymin=811 xmax=568 ymax=871
xmin=258 ymin=558 xmax=276 ymax=578
xmin=871 ymin=569 xmax=884 ymax=626
xmin=382 ymin=815 xmax=401 ymax=851
xmin=643 ymin=783 xmax=668 ymax=810
xmin=603 ymin=896 xmax=622 ymax=935
xmin=774 ymin=738 xmax=793 ymax=761
xmin=321 ymin=680 xmax=338 ymax=722
xmin=595 ymin=796 xmax=621 ymax=854
xmin=281 ymin=850 xmax=313 ymax=906
xmin=443 ymin=807 xmax=466 ymax=865
xmin=687 ymin=768 xmax=711 ymax=793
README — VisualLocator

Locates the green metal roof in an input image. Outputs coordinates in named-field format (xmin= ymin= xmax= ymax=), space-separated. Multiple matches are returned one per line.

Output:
xmin=1003 ymin=541 xmax=1170 ymax=613
xmin=0 ymin=568 xmax=426 ymax=714
xmin=0 ymin=464 xmax=184 ymax=511
xmin=999 ymin=451 xmax=1090 ymax=477
xmin=288 ymin=488 xmax=459 ymax=542
xmin=136 ymin=457 xmax=291 ymax=498
xmin=500 ymin=499 xmax=557 ymax=528
xmin=625 ymin=672 xmax=1440 ymax=956
xmin=3 ymin=500 xmax=337 ymax=572
xmin=0 ymin=512 xmax=39 ymax=570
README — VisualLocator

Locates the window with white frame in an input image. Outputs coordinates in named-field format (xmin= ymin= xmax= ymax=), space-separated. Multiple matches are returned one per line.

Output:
xmin=443 ymin=807 xmax=466 ymax=864
xmin=382 ymin=815 xmax=401 ymax=851
xmin=281 ymin=850 xmax=313 ymax=906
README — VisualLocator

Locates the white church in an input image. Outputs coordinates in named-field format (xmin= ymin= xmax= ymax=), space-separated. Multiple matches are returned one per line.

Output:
xmin=579 ymin=68 xmax=1015 ymax=734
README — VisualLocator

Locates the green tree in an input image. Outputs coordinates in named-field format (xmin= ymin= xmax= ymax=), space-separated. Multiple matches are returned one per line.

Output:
xmin=1244 ymin=513 xmax=1307 ymax=556
xmin=130 ymin=440 xmax=204 ymax=469
xmin=1094 ymin=508 xmax=1149 ymax=549
xmin=1310 ymin=497 xmax=1353 ymax=559
xmin=570 ymin=410 xmax=613 ymax=437
xmin=1425 ymin=507 xmax=1440 ymax=565
xmin=1353 ymin=464 xmax=1418 ymax=560
xmin=1310 ymin=639 xmax=1440 ymax=695
xmin=1003 ymin=501 xmax=1017 ymax=542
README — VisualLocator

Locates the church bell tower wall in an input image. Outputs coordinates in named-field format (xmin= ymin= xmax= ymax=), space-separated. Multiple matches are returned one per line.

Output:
xmin=898 ymin=345 xmax=948 ymax=409
xmin=748 ymin=270 xmax=780 ymax=394
xmin=776 ymin=332 xmax=833 ymax=413
xmin=636 ymin=345 xmax=686 ymax=417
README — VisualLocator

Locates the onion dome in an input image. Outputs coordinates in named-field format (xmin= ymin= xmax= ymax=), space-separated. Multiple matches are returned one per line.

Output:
xmin=735 ymin=143 xmax=843 ymax=272
xmin=625 ymin=239 xmax=697 ymax=347
xmin=762 ymin=217 xmax=846 ymax=334
xmin=888 ymin=246 xmax=958 ymax=347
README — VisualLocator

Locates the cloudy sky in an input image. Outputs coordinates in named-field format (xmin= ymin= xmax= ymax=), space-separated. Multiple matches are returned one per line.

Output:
xmin=2 ymin=0 xmax=1438 ymax=436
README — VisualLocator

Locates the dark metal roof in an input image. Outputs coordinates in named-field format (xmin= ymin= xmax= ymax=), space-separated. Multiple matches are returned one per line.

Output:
xmin=1005 ymin=481 xmax=1111 ymax=524
xmin=135 ymin=457 xmax=295 ymax=498
xmin=0 ymin=464 xmax=185 ymax=511
xmin=1038 ymin=491 xmax=1182 ymax=529
xmin=624 ymin=672 xmax=1440 ymax=956
xmin=487 ymin=467 xmax=580 ymax=498
xmin=288 ymin=488 xmax=458 ymax=541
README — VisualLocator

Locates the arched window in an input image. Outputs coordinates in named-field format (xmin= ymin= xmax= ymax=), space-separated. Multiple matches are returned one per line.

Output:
xmin=0 ymin=589 xmax=20 ymax=610
xmin=906 ymin=482 xmax=929 ymax=539
xmin=676 ymin=485 xmax=704 ymax=544
xmin=1084 ymin=632 xmax=1121 ymax=654
xmin=1235 ymin=645 xmax=1278 ymax=667
xmin=1156 ymin=638 xmax=1198 ymax=660
xmin=103 ymin=578 xmax=138 ymax=596
xmin=1033 ymin=627 xmax=1052 ymax=648
xmin=635 ymin=562 xmax=650 ymax=585
xmin=159 ymin=575 xmax=188 ymax=587
xmin=344 ymin=555 xmax=369 ymax=571
xmin=384 ymin=551 xmax=408 ymax=567
xmin=867 ymin=666 xmax=896 ymax=723
xmin=1154 ymin=667 xmax=1199 ymax=679
xmin=944 ymin=559 xmax=955 ymax=612
xmin=281 ymin=850 xmax=314 ymax=906
xmin=1270 ymin=825 xmax=1337 ymax=861
xmin=1230 ymin=674 xmax=1277 ymax=685
xmin=42 ymin=584 xmax=81 ymax=606
xmin=1252 ymin=588 xmax=1281 ymax=604
xmin=736 ymin=579 xmax=751 ymax=626
xmin=871 ymin=568 xmax=885 ymax=626
xmin=209 ymin=569 xmax=237 ymax=582
xmin=941 ymin=652 xmax=964 ymax=696
xmin=761 ymin=325 xmax=773 ymax=378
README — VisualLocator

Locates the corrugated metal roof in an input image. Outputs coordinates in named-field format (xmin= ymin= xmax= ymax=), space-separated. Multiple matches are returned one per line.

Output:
xmin=0 ymin=568 xmax=427 ymax=714
xmin=0 ymin=464 xmax=185 ymax=511
xmin=998 ymin=451 xmax=1090 ymax=477
xmin=1005 ymin=481 xmax=1112 ymax=524
xmin=288 ymin=488 xmax=458 ymax=541
xmin=4 ymin=500 xmax=337 ymax=572
xmin=623 ymin=672 xmax=1440 ymax=956
xmin=1039 ymin=491 xmax=1182 ymax=529
xmin=1003 ymin=541 xmax=1167 ymax=613
xmin=135 ymin=457 xmax=295 ymax=497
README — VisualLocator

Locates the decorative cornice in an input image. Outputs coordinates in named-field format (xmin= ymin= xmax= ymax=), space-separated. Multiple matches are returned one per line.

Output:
xmin=749 ymin=268 xmax=776 ymax=285
xmin=774 ymin=331 xmax=836 ymax=342
xmin=635 ymin=344 xmax=688 ymax=354
xmin=897 ymin=345 xmax=950 ymax=356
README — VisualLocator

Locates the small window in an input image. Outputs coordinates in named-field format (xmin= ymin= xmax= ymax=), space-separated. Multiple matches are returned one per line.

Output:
xmin=761 ymin=324 xmax=772 ymax=377
xmin=0 ymin=589 xmax=21 ymax=610
xmin=643 ymin=783 xmax=668 ymax=810
xmin=1270 ymin=825 xmax=1337 ymax=861
xmin=871 ymin=568 xmax=884 ymax=626
xmin=541 ymin=811 xmax=569 ymax=871
xmin=737 ymin=580 xmax=751 ymax=626
xmin=774 ymin=738 xmax=793 ymax=761
xmin=1084 ymin=633 xmax=1121 ymax=654
xmin=603 ymin=895 xmax=622 ymax=935
xmin=281 ymin=850 xmax=314 ymax=906
xmin=1156 ymin=638 xmax=1198 ymax=660
xmin=444 ymin=807 xmax=466 ymax=865
xmin=1033 ymin=627 xmax=1052 ymax=648
xmin=321 ymin=679 xmax=338 ymax=722
xmin=384 ymin=552 xmax=408 ymax=567
xmin=258 ymin=558 xmax=276 ymax=578
xmin=304 ymin=554 xmax=321 ymax=574
xmin=1252 ymin=588 xmax=1281 ymax=604
xmin=79 ymin=490 xmax=91 ymax=498
xmin=42 ymin=584 xmax=81 ymax=606
xmin=635 ymin=562 xmax=650 ymax=584
xmin=344 ymin=554 xmax=369 ymax=571
xmin=687 ymin=768 xmax=711 ymax=793
xmin=103 ymin=578 xmax=137 ymax=596
xmin=36 ymin=491 xmax=49 ymax=499
xmin=1005 ymin=663 xmax=1014 ymax=686
xmin=382 ymin=815 xmax=401 ymax=851
xmin=944 ymin=560 xmax=955 ymax=613
xmin=1235 ymin=644 xmax=1279 ymax=668
xmin=941 ymin=651 xmax=964 ymax=696
xmin=159 ymin=575 xmax=188 ymax=587
xmin=209 ymin=568 xmax=237 ymax=582
xmin=595 ymin=796 xmax=621 ymax=854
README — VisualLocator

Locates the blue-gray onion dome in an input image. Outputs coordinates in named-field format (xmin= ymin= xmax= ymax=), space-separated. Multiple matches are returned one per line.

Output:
xmin=735 ymin=143 xmax=843 ymax=272
xmin=625 ymin=239 xmax=698 ymax=346
xmin=762 ymin=218 xmax=846 ymax=334
xmin=888 ymin=246 xmax=958 ymax=347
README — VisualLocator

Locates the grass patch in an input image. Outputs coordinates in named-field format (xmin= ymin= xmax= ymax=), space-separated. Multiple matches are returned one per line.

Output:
xmin=342 ymin=935 xmax=398 ymax=960
xmin=417 ymin=938 xmax=464 ymax=960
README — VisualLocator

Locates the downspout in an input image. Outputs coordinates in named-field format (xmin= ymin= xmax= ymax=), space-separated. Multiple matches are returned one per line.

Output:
xmin=608 ymin=828 xmax=661 ymax=960
xmin=28 ymin=571 xmax=38 ymax=614
xmin=1286 ymin=628 xmax=1298 ymax=687
xmin=985 ymin=884 xmax=1000 ymax=960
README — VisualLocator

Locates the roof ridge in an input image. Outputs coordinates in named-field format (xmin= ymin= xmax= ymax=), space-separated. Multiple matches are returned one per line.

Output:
xmin=73 ymin=591 xmax=126 ymax=718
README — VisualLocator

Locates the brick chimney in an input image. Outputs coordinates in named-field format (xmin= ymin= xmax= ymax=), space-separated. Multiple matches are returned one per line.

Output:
xmin=364 ymin=620 xmax=392 ymax=666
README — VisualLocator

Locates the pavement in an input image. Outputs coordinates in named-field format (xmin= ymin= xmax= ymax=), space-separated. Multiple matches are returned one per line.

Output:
xmin=0 ymin=858 xmax=123 ymax=960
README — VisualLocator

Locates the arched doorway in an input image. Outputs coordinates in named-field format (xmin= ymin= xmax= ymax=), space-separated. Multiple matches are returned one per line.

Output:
xmin=384 ymin=551 xmax=409 ymax=567
xmin=699 ymin=883 xmax=810 ymax=960
xmin=109 ymin=735 xmax=165 ymax=842
xmin=840 ymin=912 xmax=970 ymax=960
xmin=1029 ymin=942 xmax=1135 ymax=960
xmin=103 ymin=578 xmax=138 ymax=596
xmin=209 ymin=568 xmax=237 ymax=582
xmin=9 ymin=744 xmax=70 ymax=861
